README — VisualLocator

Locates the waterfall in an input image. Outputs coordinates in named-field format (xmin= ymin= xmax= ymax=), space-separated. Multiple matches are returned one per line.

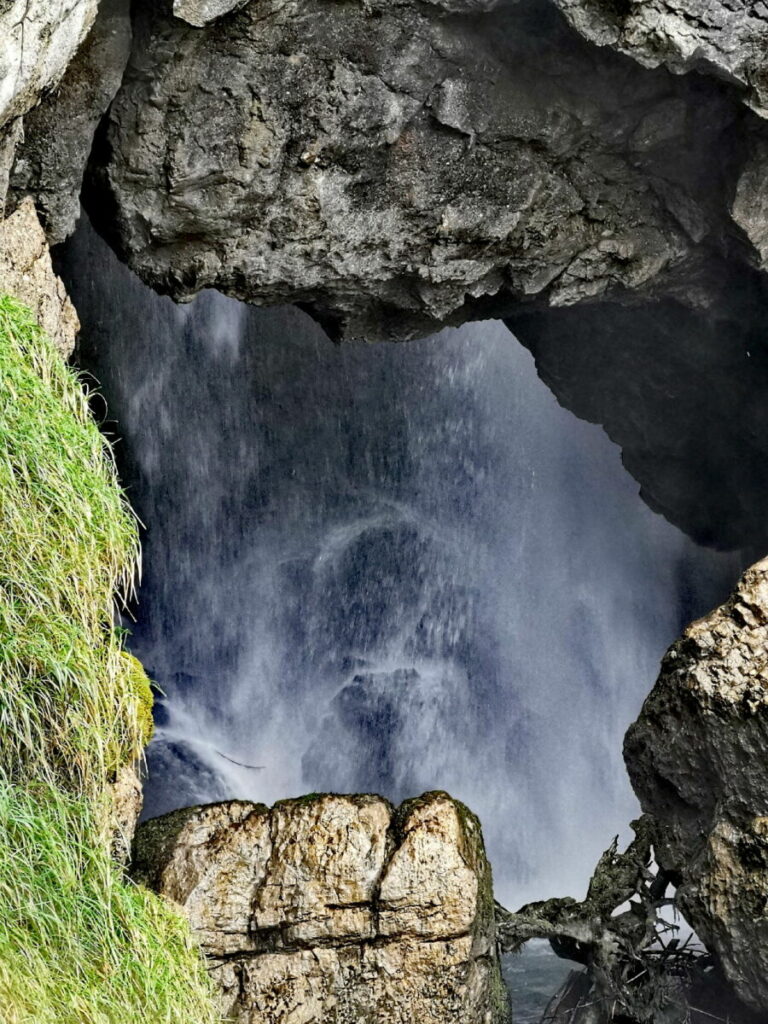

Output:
xmin=59 ymin=217 xmax=741 ymax=908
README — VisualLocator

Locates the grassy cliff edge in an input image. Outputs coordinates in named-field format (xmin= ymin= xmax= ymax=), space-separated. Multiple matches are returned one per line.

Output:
xmin=0 ymin=296 xmax=219 ymax=1024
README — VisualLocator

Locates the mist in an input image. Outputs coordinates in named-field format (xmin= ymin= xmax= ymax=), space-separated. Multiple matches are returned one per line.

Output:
xmin=60 ymin=217 xmax=742 ymax=908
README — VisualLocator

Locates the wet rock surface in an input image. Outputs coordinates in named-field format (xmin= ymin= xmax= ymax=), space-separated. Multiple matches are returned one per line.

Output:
xmin=132 ymin=791 xmax=509 ymax=1023
xmin=626 ymin=558 xmax=768 ymax=1015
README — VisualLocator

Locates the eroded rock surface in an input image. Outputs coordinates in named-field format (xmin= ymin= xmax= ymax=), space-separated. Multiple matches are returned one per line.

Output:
xmin=0 ymin=0 xmax=99 ymax=131
xmin=9 ymin=0 xmax=132 ymax=244
xmin=109 ymin=763 xmax=143 ymax=865
xmin=553 ymin=0 xmax=768 ymax=118
xmin=0 ymin=198 xmax=79 ymax=356
xmin=132 ymin=791 xmax=509 ymax=1023
xmin=506 ymin=261 xmax=768 ymax=552
xmin=173 ymin=0 xmax=249 ymax=26
xmin=0 ymin=0 xmax=101 ymax=214
xmin=625 ymin=559 xmax=768 ymax=1014
xmin=86 ymin=0 xmax=739 ymax=341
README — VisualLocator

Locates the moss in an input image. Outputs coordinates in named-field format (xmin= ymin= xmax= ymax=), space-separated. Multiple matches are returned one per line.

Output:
xmin=120 ymin=651 xmax=155 ymax=750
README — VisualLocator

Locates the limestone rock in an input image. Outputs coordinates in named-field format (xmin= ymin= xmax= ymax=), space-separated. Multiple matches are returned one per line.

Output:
xmin=0 ymin=120 xmax=23 ymax=211
xmin=552 ymin=0 xmax=768 ymax=118
xmin=506 ymin=260 xmax=768 ymax=553
xmin=0 ymin=0 xmax=100 ymax=131
xmin=625 ymin=558 xmax=768 ymax=1014
xmin=132 ymin=791 xmax=509 ymax=1024
xmin=173 ymin=0 xmax=250 ymax=27
xmin=9 ymin=0 xmax=133 ymax=244
xmin=731 ymin=126 xmax=768 ymax=271
xmin=0 ymin=198 xmax=79 ymax=356
xmin=85 ymin=0 xmax=737 ymax=341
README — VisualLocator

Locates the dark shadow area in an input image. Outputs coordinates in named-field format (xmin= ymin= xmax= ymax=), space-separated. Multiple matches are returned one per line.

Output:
xmin=507 ymin=260 xmax=768 ymax=553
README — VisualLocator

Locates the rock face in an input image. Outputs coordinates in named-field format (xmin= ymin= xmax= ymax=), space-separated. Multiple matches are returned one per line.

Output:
xmin=0 ymin=0 xmax=100 ymax=213
xmin=505 ymin=261 xmax=768 ymax=552
xmin=109 ymin=763 xmax=143 ymax=865
xmin=625 ymin=559 xmax=768 ymax=1014
xmin=0 ymin=198 xmax=79 ymax=356
xmin=85 ymin=0 xmax=739 ymax=341
xmin=552 ymin=0 xmax=768 ymax=118
xmin=9 ymin=0 xmax=133 ymax=244
xmin=132 ymin=791 xmax=509 ymax=1024
xmin=173 ymin=0 xmax=249 ymax=26
xmin=0 ymin=0 xmax=99 ymax=130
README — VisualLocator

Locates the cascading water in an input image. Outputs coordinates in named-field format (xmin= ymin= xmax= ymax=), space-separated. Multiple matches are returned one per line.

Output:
xmin=60 ymin=218 xmax=741 ymax=911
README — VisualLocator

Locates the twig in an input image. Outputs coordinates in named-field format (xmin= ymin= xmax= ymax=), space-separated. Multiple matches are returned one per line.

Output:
xmin=214 ymin=749 xmax=264 ymax=770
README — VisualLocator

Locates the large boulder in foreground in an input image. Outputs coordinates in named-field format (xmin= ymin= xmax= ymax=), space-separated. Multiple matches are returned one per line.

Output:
xmin=132 ymin=791 xmax=509 ymax=1024
xmin=625 ymin=558 xmax=768 ymax=1014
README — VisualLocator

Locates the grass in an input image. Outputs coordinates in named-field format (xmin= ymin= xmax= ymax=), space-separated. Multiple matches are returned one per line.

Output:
xmin=0 ymin=782 xmax=220 ymax=1024
xmin=0 ymin=296 xmax=143 ymax=793
xmin=0 ymin=296 xmax=220 ymax=1023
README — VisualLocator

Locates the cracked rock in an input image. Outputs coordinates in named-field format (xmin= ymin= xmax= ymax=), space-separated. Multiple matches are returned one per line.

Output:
xmin=132 ymin=791 xmax=509 ymax=1023
xmin=0 ymin=198 xmax=78 ymax=356
xmin=552 ymin=0 xmax=768 ymax=118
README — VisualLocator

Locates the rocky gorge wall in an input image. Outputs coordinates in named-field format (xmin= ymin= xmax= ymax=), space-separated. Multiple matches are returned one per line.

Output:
xmin=4 ymin=0 xmax=768 ymax=1021
xmin=627 ymin=559 xmax=768 ymax=1015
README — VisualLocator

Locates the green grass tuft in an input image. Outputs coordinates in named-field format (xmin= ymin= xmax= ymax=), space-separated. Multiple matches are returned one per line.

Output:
xmin=0 ymin=296 xmax=220 ymax=1024
xmin=0 ymin=782 xmax=220 ymax=1024
xmin=0 ymin=295 xmax=143 ymax=794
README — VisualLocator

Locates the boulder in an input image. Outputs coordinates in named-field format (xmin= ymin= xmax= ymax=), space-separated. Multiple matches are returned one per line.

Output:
xmin=625 ymin=558 xmax=768 ymax=1014
xmin=85 ymin=0 xmax=738 ymax=341
xmin=0 ymin=198 xmax=79 ymax=356
xmin=132 ymin=791 xmax=509 ymax=1024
